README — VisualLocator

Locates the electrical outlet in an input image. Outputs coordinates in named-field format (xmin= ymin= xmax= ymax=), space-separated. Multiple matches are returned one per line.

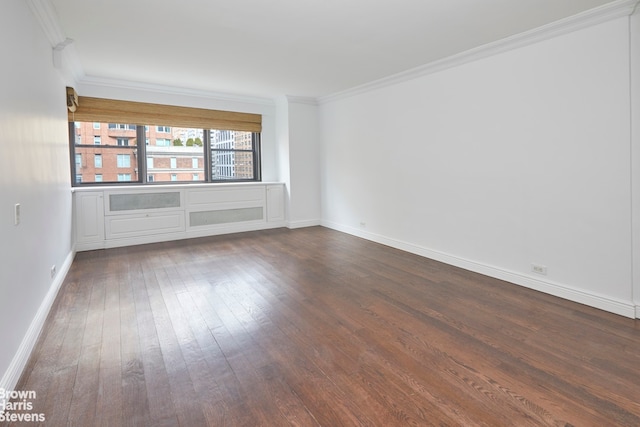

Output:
xmin=50 ymin=265 xmax=56 ymax=278
xmin=531 ymin=263 xmax=547 ymax=275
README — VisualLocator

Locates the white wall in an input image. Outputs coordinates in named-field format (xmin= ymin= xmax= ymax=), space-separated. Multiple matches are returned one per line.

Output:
xmin=275 ymin=96 xmax=292 ymax=220
xmin=319 ymin=16 xmax=636 ymax=317
xmin=287 ymin=99 xmax=321 ymax=227
xmin=0 ymin=0 xmax=74 ymax=389
xmin=274 ymin=96 xmax=321 ymax=228
xmin=632 ymin=10 xmax=640 ymax=317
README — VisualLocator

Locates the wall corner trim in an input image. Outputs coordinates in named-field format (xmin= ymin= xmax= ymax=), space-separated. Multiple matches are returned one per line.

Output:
xmin=319 ymin=0 xmax=639 ymax=104
xmin=0 ymin=250 xmax=75 ymax=394
xmin=26 ymin=0 xmax=84 ymax=81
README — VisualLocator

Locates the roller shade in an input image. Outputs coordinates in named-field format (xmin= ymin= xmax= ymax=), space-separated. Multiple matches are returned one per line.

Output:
xmin=68 ymin=95 xmax=262 ymax=132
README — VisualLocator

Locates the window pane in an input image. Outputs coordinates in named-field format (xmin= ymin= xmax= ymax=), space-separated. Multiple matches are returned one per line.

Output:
xmin=145 ymin=125 xmax=204 ymax=183
xmin=210 ymin=130 xmax=255 ymax=180
xmin=117 ymin=154 xmax=131 ymax=168
xmin=73 ymin=121 xmax=140 ymax=184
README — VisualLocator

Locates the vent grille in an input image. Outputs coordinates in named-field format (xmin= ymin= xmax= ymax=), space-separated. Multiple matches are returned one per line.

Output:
xmin=109 ymin=192 xmax=181 ymax=211
xmin=190 ymin=207 xmax=263 ymax=227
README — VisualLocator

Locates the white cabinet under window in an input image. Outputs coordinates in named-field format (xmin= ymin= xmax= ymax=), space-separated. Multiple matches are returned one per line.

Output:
xmin=73 ymin=183 xmax=286 ymax=250
xmin=266 ymin=185 xmax=285 ymax=222
xmin=74 ymin=191 xmax=104 ymax=250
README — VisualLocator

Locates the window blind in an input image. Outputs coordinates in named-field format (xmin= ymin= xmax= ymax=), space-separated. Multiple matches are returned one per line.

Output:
xmin=68 ymin=95 xmax=261 ymax=132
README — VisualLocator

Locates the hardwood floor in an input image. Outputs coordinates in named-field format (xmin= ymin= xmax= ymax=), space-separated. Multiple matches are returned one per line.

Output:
xmin=5 ymin=226 xmax=640 ymax=426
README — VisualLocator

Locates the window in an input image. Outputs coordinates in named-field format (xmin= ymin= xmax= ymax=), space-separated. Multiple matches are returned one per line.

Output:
xmin=75 ymin=175 xmax=82 ymax=183
xmin=210 ymin=130 xmax=258 ymax=180
xmin=68 ymin=95 xmax=261 ymax=186
xmin=108 ymin=123 xmax=136 ymax=130
xmin=117 ymin=154 xmax=131 ymax=168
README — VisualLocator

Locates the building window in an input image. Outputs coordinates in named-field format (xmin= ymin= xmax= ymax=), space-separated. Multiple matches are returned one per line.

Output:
xmin=155 ymin=138 xmax=171 ymax=147
xmin=170 ymin=174 xmax=177 ymax=181
xmin=94 ymin=136 xmax=101 ymax=145
xmin=192 ymin=174 xmax=199 ymax=181
xmin=192 ymin=157 xmax=198 ymax=168
xmin=75 ymin=154 xmax=82 ymax=169
xmin=93 ymin=122 xmax=100 ymax=129
xmin=108 ymin=123 xmax=136 ymax=130
xmin=117 ymin=138 xmax=129 ymax=146
xmin=94 ymin=154 xmax=102 ymax=168
xmin=170 ymin=157 xmax=177 ymax=169
xmin=117 ymin=154 xmax=131 ymax=168
xmin=157 ymin=126 xmax=171 ymax=133
xmin=147 ymin=157 xmax=153 ymax=169
xmin=148 ymin=175 xmax=154 ymax=182
xmin=95 ymin=174 xmax=103 ymax=182
xmin=75 ymin=174 xmax=82 ymax=183
xmin=117 ymin=174 xmax=132 ymax=182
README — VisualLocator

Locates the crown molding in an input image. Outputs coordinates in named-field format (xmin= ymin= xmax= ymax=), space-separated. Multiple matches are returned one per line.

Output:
xmin=25 ymin=0 xmax=65 ymax=45
xmin=26 ymin=0 xmax=85 ymax=82
xmin=78 ymin=76 xmax=276 ymax=107
xmin=319 ymin=0 xmax=640 ymax=105
xmin=286 ymin=96 xmax=319 ymax=106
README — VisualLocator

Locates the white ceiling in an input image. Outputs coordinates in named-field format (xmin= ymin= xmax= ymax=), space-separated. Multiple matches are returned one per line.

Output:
xmin=49 ymin=0 xmax=618 ymax=99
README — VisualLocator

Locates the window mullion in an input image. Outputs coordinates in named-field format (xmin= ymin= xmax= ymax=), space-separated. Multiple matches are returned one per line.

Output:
xmin=203 ymin=129 xmax=211 ymax=182
xmin=138 ymin=125 xmax=146 ymax=183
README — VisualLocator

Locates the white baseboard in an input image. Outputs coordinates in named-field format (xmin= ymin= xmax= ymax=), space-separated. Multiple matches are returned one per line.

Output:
xmin=0 ymin=249 xmax=75 ymax=396
xmin=287 ymin=219 xmax=322 ymax=229
xmin=322 ymin=220 xmax=637 ymax=319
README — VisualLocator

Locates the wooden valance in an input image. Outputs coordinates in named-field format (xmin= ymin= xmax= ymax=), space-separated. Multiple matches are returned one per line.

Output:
xmin=67 ymin=94 xmax=261 ymax=132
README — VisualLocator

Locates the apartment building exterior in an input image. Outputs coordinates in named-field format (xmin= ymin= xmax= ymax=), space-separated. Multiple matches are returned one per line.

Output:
xmin=74 ymin=123 xmax=258 ymax=184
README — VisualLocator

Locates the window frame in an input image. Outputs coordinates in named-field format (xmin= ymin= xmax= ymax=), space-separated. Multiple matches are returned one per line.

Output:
xmin=69 ymin=122 xmax=262 ymax=187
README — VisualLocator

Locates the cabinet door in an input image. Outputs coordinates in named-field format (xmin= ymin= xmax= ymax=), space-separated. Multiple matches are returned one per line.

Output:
xmin=266 ymin=185 xmax=285 ymax=222
xmin=75 ymin=192 xmax=105 ymax=245
xmin=105 ymin=211 xmax=185 ymax=239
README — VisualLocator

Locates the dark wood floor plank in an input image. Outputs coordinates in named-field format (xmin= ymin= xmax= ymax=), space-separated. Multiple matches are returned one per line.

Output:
xmin=137 ymin=265 xmax=179 ymax=427
xmin=6 ymin=227 xmax=640 ymax=426
xmin=94 ymin=270 xmax=124 ymax=427
xmin=143 ymin=259 xmax=209 ymax=427
xmin=119 ymin=260 xmax=152 ymax=427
